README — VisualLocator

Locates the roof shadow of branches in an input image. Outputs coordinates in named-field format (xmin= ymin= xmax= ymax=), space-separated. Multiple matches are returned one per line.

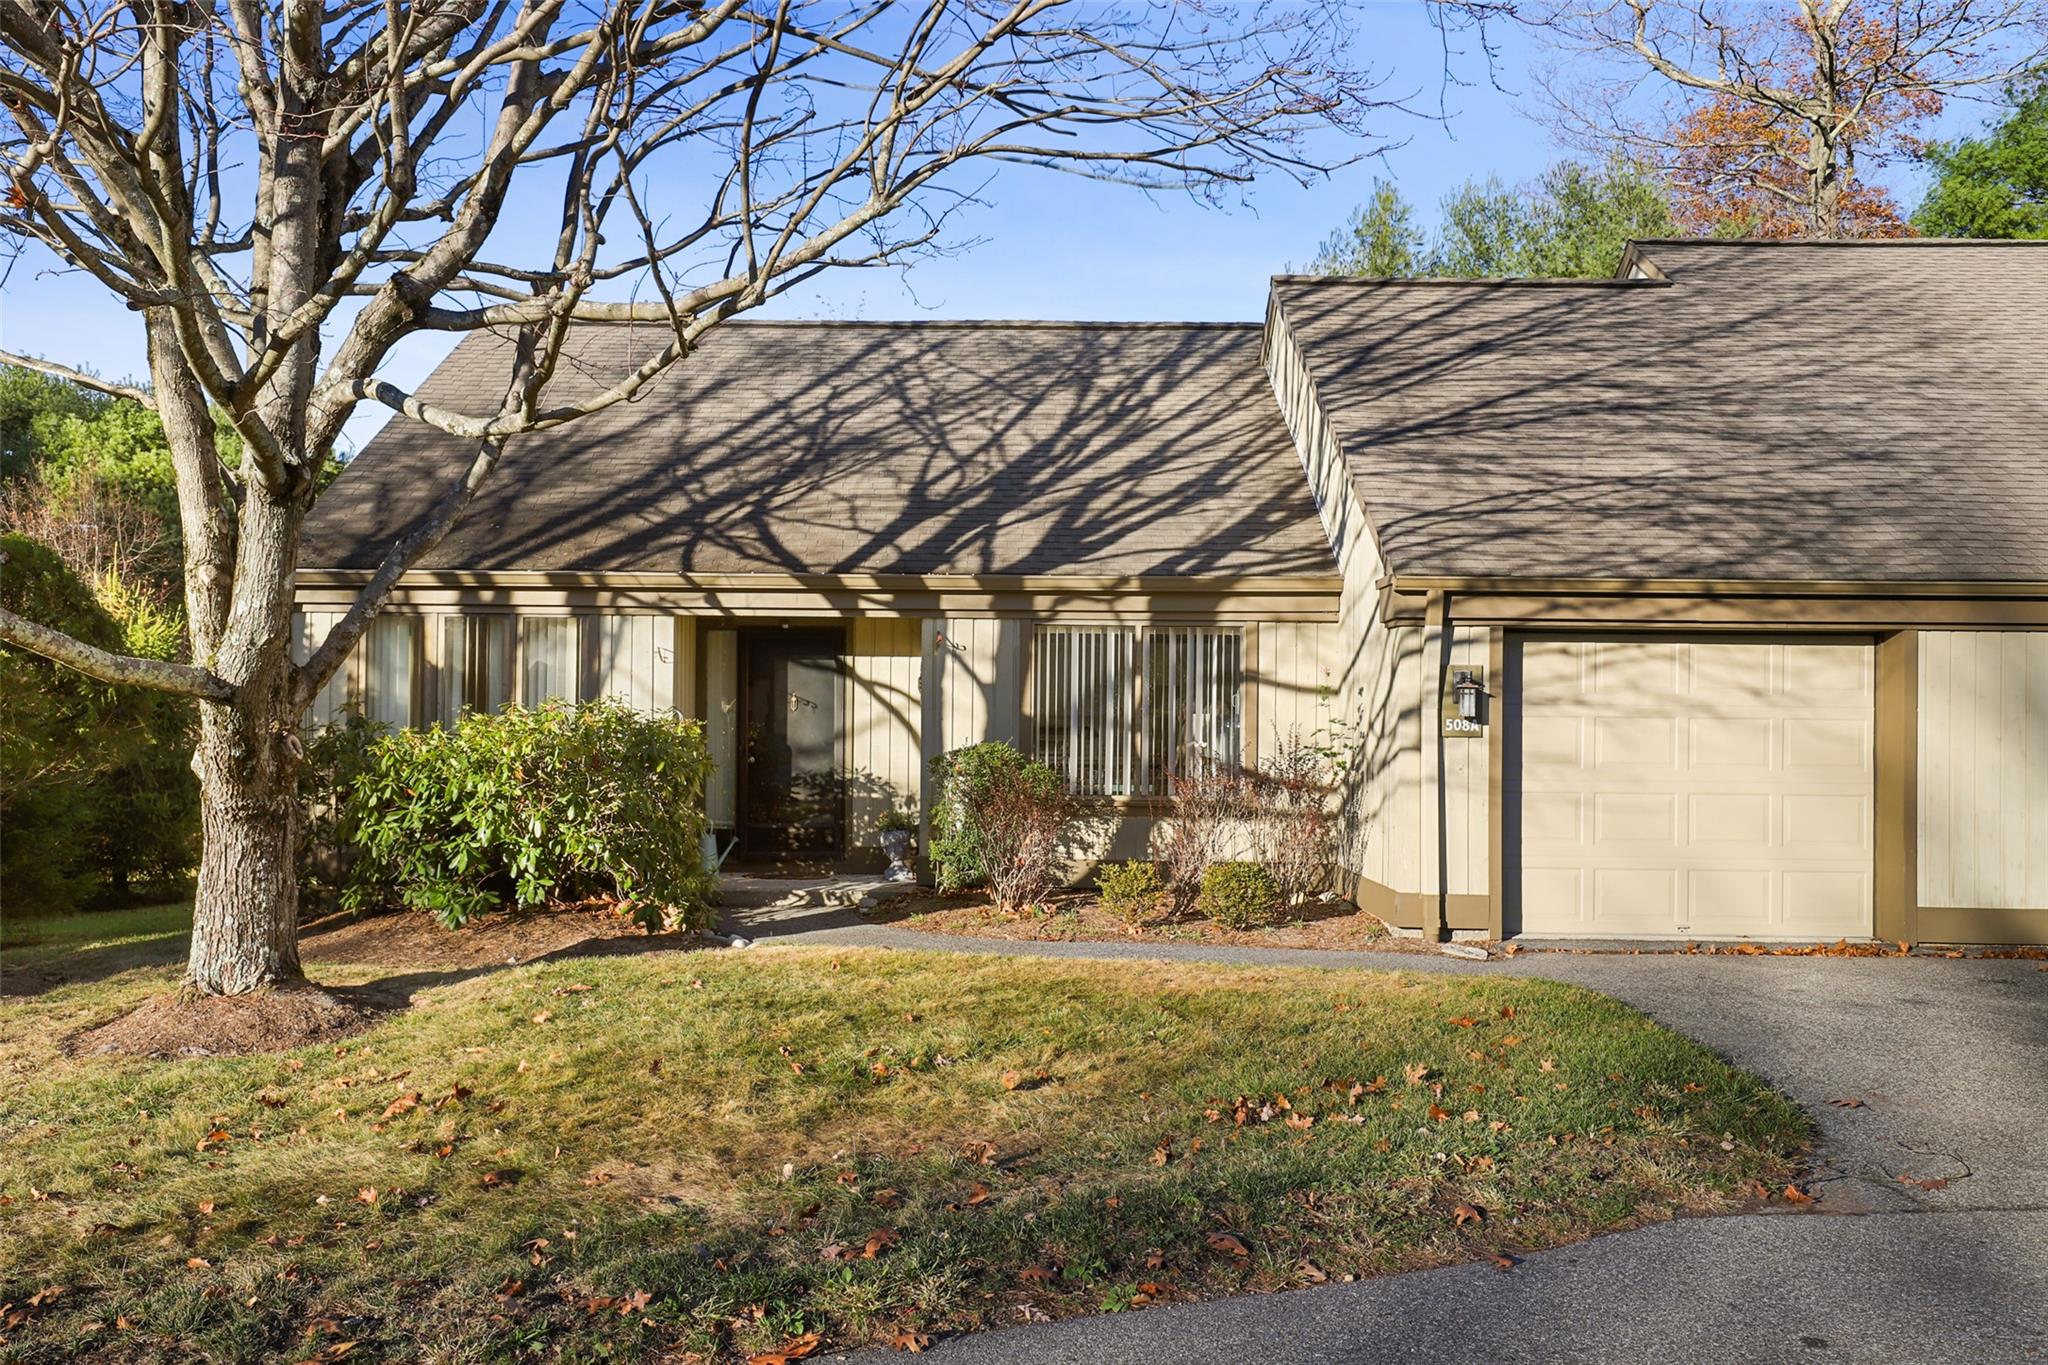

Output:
xmin=1272 ymin=240 xmax=2048 ymax=584
xmin=305 ymin=322 xmax=1333 ymax=580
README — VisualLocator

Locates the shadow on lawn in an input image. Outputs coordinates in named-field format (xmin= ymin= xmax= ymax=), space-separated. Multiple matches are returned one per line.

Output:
xmin=0 ymin=905 xmax=713 ymax=1002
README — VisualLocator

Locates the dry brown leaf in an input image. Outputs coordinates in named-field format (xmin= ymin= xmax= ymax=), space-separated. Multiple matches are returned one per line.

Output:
xmin=1453 ymin=1203 xmax=1485 ymax=1227
xmin=890 ymin=1329 xmax=932 ymax=1353
xmin=748 ymin=1331 xmax=824 ymax=1365
xmin=1205 ymin=1232 xmax=1251 ymax=1258
xmin=1780 ymin=1184 xmax=1816 ymax=1204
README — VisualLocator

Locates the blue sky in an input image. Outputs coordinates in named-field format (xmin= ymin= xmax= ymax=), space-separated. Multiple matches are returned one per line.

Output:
xmin=0 ymin=4 xmax=1984 ymax=454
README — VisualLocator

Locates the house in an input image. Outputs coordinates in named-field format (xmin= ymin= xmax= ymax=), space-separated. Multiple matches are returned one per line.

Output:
xmin=297 ymin=238 xmax=2048 ymax=947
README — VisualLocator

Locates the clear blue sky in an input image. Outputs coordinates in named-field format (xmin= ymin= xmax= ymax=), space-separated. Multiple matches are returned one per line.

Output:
xmin=0 ymin=4 xmax=1981 ymax=454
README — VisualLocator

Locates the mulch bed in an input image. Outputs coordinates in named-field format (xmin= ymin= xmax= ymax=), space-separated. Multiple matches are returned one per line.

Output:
xmin=70 ymin=981 xmax=402 ymax=1058
xmin=870 ymin=889 xmax=1451 ymax=953
xmin=300 ymin=900 xmax=680 ymax=970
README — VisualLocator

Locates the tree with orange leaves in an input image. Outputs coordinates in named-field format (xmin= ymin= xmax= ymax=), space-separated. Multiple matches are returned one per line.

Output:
xmin=1520 ymin=0 xmax=2048 ymax=237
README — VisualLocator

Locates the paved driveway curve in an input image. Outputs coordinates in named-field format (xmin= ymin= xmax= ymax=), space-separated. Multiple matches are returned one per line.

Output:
xmin=721 ymin=895 xmax=2048 ymax=1364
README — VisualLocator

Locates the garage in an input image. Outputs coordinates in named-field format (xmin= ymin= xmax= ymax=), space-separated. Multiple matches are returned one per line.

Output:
xmin=1508 ymin=635 xmax=1875 ymax=940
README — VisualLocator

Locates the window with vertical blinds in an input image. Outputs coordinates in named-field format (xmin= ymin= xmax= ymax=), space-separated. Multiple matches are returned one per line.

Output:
xmin=363 ymin=615 xmax=416 ymax=728
xmin=520 ymin=617 xmax=580 ymax=704
xmin=441 ymin=616 xmax=514 ymax=724
xmin=1033 ymin=626 xmax=1241 ymax=796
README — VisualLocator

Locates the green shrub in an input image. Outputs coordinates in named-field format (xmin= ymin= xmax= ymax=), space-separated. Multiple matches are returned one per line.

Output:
xmin=1095 ymin=859 xmax=1161 ymax=925
xmin=875 ymin=806 xmax=917 ymax=834
xmin=928 ymin=741 xmax=1074 ymax=911
xmin=338 ymin=700 xmax=715 ymax=931
xmin=1197 ymin=861 xmax=1279 ymax=930
xmin=0 ymin=534 xmax=154 ymax=910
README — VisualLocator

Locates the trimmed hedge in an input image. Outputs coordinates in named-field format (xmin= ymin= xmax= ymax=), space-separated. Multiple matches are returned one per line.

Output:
xmin=336 ymin=700 xmax=715 ymax=930
xmin=1197 ymin=860 xmax=1279 ymax=930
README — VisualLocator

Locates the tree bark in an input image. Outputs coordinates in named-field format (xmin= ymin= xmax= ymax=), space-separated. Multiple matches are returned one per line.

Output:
xmin=181 ymin=480 xmax=310 ymax=995
xmin=186 ymin=684 xmax=304 ymax=994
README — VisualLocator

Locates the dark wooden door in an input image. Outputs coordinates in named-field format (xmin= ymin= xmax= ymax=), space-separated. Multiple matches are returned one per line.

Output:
xmin=739 ymin=630 xmax=843 ymax=857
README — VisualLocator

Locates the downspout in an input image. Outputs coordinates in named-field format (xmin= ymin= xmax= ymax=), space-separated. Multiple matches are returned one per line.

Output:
xmin=1424 ymin=590 xmax=1452 ymax=943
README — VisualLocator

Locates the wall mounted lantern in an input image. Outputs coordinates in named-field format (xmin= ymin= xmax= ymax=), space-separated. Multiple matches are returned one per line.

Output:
xmin=1451 ymin=669 xmax=1484 ymax=722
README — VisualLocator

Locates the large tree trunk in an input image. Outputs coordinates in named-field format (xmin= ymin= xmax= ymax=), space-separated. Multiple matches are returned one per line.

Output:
xmin=187 ymin=684 xmax=304 ymax=994
xmin=182 ymin=476 xmax=311 ymax=996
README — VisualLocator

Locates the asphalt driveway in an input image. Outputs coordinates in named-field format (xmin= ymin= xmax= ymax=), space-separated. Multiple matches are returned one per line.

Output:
xmin=722 ymin=891 xmax=2048 ymax=1364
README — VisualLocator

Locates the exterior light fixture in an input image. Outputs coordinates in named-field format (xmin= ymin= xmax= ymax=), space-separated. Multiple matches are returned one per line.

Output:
xmin=1451 ymin=669 xmax=1484 ymax=723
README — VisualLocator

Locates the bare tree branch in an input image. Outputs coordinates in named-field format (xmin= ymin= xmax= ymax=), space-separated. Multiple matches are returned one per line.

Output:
xmin=0 ymin=348 xmax=154 ymax=407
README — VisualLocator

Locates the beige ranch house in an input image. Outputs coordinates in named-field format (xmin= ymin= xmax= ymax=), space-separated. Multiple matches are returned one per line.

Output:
xmin=297 ymin=239 xmax=2048 ymax=948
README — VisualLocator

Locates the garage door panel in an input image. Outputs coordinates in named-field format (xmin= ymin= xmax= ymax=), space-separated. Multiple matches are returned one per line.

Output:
xmin=1593 ymin=792 xmax=1676 ymax=845
xmin=1594 ymin=641 xmax=1682 ymax=699
xmin=1690 ymin=792 xmax=1771 ymax=845
xmin=1515 ymin=636 xmax=1873 ymax=940
xmin=1594 ymin=715 xmax=1678 ymax=768
xmin=1785 ymin=717 xmax=1871 ymax=773
xmin=1521 ymin=642 xmax=1589 ymax=702
xmin=1782 ymin=871 xmax=1871 ymax=937
xmin=1523 ymin=716 xmax=1584 ymax=769
xmin=1688 ymin=868 xmax=1774 ymax=933
xmin=1522 ymin=867 xmax=1584 ymax=929
xmin=1523 ymin=792 xmax=1583 ymax=843
xmin=1592 ymin=868 xmax=1679 ymax=932
xmin=1783 ymin=792 xmax=1867 ymax=851
xmin=1782 ymin=643 xmax=1873 ymax=701
xmin=1690 ymin=717 xmax=1772 ymax=770
xmin=1689 ymin=643 xmax=1775 ymax=699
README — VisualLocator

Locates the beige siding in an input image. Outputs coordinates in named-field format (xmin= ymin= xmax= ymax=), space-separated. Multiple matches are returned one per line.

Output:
xmin=673 ymin=617 xmax=698 ymax=718
xmin=845 ymin=618 xmax=924 ymax=843
xmin=1254 ymin=621 xmax=1345 ymax=759
xmin=1918 ymin=630 xmax=2048 ymax=910
xmin=1264 ymin=306 xmax=1452 ymax=900
xmin=931 ymin=618 xmax=1022 ymax=752
xmin=592 ymin=614 xmax=676 ymax=711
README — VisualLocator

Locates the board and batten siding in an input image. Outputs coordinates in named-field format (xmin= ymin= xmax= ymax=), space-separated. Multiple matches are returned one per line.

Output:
xmin=1263 ymin=303 xmax=1485 ymax=916
xmin=1917 ymin=631 xmax=2048 ymax=935
xmin=845 ymin=618 xmax=924 ymax=844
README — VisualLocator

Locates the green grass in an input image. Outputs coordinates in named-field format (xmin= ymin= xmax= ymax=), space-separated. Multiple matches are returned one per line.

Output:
xmin=1 ymin=902 xmax=193 ymax=958
xmin=0 ymin=906 xmax=1808 ymax=1362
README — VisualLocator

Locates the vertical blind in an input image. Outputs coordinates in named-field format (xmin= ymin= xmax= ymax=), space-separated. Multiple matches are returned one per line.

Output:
xmin=363 ymin=615 xmax=416 ymax=728
xmin=440 ymin=616 xmax=514 ymax=724
xmin=521 ymin=617 xmax=580 ymax=704
xmin=1034 ymin=626 xmax=1241 ymax=796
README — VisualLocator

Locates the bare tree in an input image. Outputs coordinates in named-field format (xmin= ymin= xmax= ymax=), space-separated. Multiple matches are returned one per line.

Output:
xmin=1517 ymin=0 xmax=2048 ymax=236
xmin=0 ymin=0 xmax=1394 ymax=996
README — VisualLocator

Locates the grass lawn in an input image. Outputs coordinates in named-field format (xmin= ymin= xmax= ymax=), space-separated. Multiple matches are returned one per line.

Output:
xmin=1 ymin=904 xmax=1808 ymax=1362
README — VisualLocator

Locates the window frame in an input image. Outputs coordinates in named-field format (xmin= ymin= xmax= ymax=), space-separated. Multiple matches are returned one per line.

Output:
xmin=1028 ymin=622 xmax=1248 ymax=801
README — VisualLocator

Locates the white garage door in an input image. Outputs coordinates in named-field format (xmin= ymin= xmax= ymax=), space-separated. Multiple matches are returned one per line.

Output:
xmin=1512 ymin=636 xmax=1874 ymax=940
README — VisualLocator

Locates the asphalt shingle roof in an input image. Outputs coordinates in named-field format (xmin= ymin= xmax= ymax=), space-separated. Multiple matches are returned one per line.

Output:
xmin=303 ymin=321 xmax=1334 ymax=578
xmin=1271 ymin=239 xmax=2048 ymax=583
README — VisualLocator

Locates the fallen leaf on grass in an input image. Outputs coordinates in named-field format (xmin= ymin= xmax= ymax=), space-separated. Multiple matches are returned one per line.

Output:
xmin=1018 ymin=1265 xmax=1059 ymax=1285
xmin=495 ymin=1278 xmax=526 ymax=1299
xmin=383 ymin=1092 xmax=421 ymax=1118
xmin=862 ymin=1228 xmax=901 ymax=1258
xmin=1453 ymin=1203 xmax=1485 ymax=1227
xmin=891 ymin=1329 xmax=932 ymax=1353
xmin=1205 ymin=1232 xmax=1250 ymax=1258
xmin=748 ymin=1332 xmax=823 ymax=1365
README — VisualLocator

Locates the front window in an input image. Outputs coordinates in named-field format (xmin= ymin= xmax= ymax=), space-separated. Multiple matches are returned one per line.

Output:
xmin=441 ymin=616 xmax=514 ymax=723
xmin=1034 ymin=625 xmax=1242 ymax=796
xmin=521 ymin=617 xmax=581 ymax=704
xmin=362 ymin=615 xmax=417 ymax=728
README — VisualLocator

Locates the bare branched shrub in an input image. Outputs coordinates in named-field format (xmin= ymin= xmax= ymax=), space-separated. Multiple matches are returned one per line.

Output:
xmin=1153 ymin=768 xmax=1256 ymax=918
xmin=1251 ymin=730 xmax=1339 ymax=908
xmin=974 ymin=763 xmax=1078 ymax=917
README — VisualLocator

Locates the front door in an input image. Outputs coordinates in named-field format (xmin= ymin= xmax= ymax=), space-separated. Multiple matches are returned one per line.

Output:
xmin=739 ymin=629 xmax=843 ymax=857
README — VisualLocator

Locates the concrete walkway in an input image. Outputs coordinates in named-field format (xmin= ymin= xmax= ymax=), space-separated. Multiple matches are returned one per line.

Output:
xmin=718 ymin=888 xmax=2048 ymax=1363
